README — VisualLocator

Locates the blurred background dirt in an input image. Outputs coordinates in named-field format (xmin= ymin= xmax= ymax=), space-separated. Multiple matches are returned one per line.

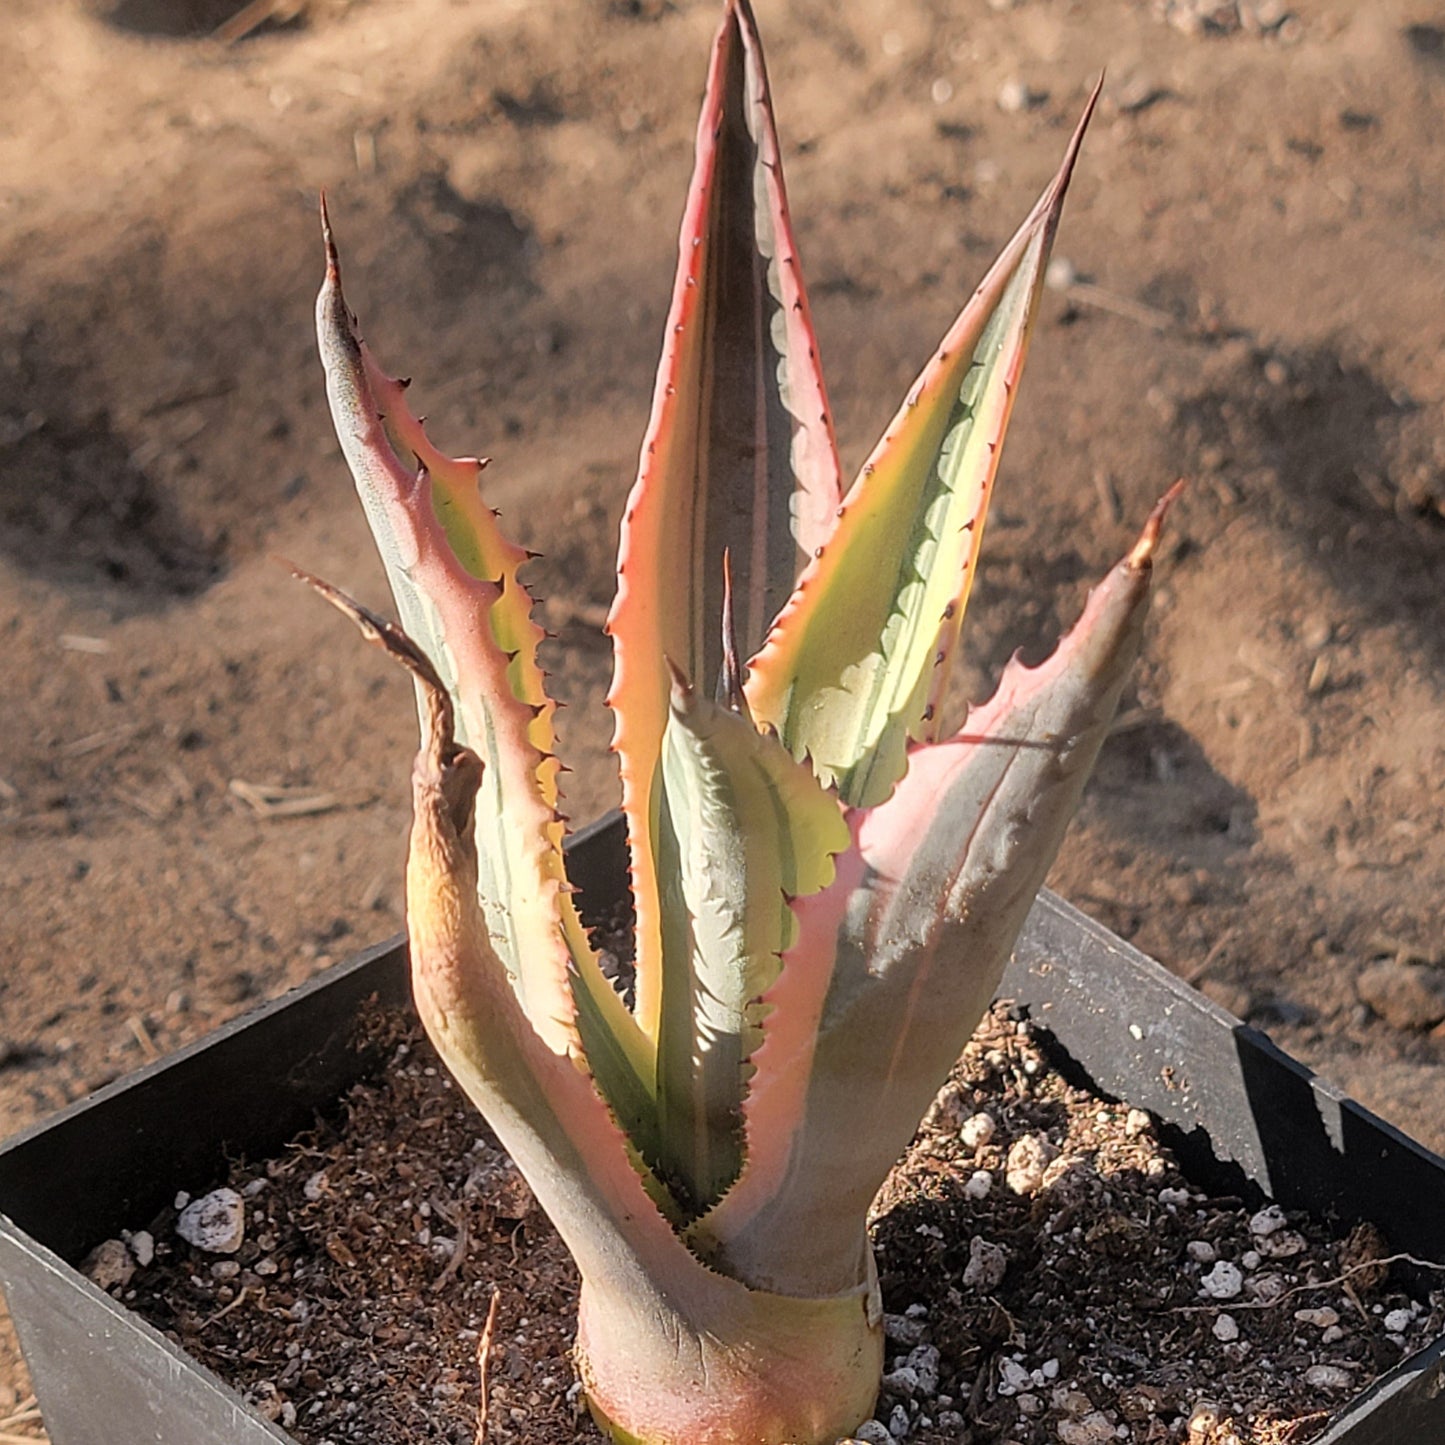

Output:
xmin=1 ymin=0 xmax=1442 ymax=1428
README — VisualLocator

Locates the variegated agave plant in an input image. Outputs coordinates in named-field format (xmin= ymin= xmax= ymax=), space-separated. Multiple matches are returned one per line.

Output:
xmin=306 ymin=4 xmax=1174 ymax=1442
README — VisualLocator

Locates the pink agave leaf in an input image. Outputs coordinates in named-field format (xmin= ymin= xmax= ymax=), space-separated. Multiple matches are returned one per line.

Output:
xmin=315 ymin=210 xmax=652 ymax=1124
xmin=342 ymin=582 xmax=740 ymax=1325
xmin=746 ymin=82 xmax=1102 ymax=811
xmin=607 ymin=0 xmax=843 ymax=1044
xmin=695 ymin=488 xmax=1178 ymax=1296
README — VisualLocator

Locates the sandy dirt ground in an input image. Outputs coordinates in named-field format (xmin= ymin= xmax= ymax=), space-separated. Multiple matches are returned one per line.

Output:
xmin=1 ymin=0 xmax=1442 ymax=1429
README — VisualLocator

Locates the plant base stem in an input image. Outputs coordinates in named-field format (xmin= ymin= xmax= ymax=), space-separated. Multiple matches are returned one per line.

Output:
xmin=575 ymin=1263 xmax=883 ymax=1445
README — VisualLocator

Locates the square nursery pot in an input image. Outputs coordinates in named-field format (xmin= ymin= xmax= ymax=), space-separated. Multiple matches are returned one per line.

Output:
xmin=3 ymin=812 xmax=1444 ymax=1445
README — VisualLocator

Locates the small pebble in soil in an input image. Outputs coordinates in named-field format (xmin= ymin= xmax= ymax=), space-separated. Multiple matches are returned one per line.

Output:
xmin=1186 ymin=1401 xmax=1223 ymax=1441
xmin=1246 ymin=1271 xmax=1287 ymax=1305
xmin=996 ymin=78 xmax=1044 ymax=114
xmin=176 ymin=1187 xmax=245 ymax=1254
xmin=1004 ymin=1132 xmax=1056 ymax=1194
xmin=1114 ymin=74 xmax=1166 ymax=115
xmin=852 ymin=1422 xmax=892 ymax=1445
xmin=1259 ymin=1228 xmax=1308 ymax=1258
xmin=882 ymin=1313 xmax=927 ymax=1346
xmin=82 ymin=1238 xmax=135 ymax=1291
xmin=959 ymin=1110 xmax=996 ymax=1149
xmin=999 ymin=1357 xmax=1032 ymax=1395
xmin=1045 ymin=256 xmax=1077 ymax=293
xmin=907 ymin=1340 xmax=942 ymax=1398
xmin=881 ymin=1365 xmax=920 ymax=1399
xmin=1056 ymin=1411 xmax=1117 ymax=1444
xmin=963 ymin=1167 xmax=993 ymax=1200
xmin=1200 ymin=1259 xmax=1244 ymax=1299
xmin=1212 ymin=1312 xmax=1240 ymax=1342
xmin=962 ymin=1235 xmax=1010 ymax=1290
xmin=1249 ymin=1204 xmax=1287 ymax=1236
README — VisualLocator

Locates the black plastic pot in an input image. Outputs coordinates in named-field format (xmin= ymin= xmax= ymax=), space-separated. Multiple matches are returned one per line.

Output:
xmin=2 ymin=813 xmax=1443 ymax=1444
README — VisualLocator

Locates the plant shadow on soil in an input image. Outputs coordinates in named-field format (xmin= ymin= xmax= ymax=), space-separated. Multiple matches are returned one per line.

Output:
xmin=0 ymin=168 xmax=542 ymax=615
xmin=0 ymin=346 xmax=223 ymax=609
xmin=98 ymin=0 xmax=302 ymax=40
xmin=393 ymin=174 xmax=541 ymax=303
xmin=1175 ymin=345 xmax=1445 ymax=680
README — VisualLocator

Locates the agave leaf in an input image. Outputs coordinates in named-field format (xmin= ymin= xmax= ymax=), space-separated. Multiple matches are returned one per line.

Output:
xmin=653 ymin=664 xmax=849 ymax=1214
xmin=681 ymin=840 xmax=862 ymax=1278
xmin=330 ymin=578 xmax=708 ymax=1309
xmin=320 ymin=579 xmax=882 ymax=1444
xmin=607 ymin=0 xmax=842 ymax=1044
xmin=696 ymin=490 xmax=1175 ymax=1296
xmin=746 ymin=83 xmax=1101 ymax=809
xmin=315 ymin=211 xmax=653 ymax=1130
